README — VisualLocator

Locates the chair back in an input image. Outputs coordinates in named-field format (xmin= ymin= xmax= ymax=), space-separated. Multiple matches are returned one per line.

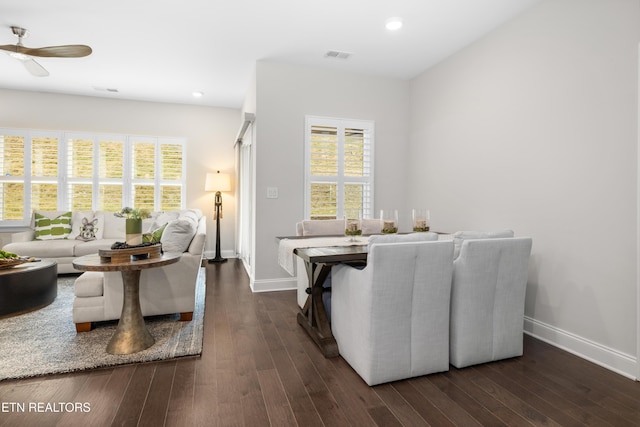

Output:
xmin=450 ymin=237 xmax=532 ymax=368
xmin=296 ymin=219 xmax=383 ymax=236
xmin=332 ymin=240 xmax=454 ymax=385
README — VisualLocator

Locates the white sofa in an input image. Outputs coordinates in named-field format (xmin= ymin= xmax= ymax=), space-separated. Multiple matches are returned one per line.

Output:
xmin=2 ymin=209 xmax=207 ymax=332
xmin=3 ymin=209 xmax=205 ymax=274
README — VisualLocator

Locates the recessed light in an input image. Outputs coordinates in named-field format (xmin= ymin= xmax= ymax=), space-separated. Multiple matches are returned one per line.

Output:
xmin=324 ymin=50 xmax=352 ymax=60
xmin=385 ymin=17 xmax=403 ymax=31
xmin=192 ymin=91 xmax=204 ymax=98
xmin=92 ymin=86 xmax=119 ymax=93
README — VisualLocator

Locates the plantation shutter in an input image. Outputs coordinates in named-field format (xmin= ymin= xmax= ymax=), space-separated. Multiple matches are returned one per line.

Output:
xmin=131 ymin=139 xmax=155 ymax=210
xmin=31 ymin=136 xmax=59 ymax=211
xmin=305 ymin=117 xmax=374 ymax=220
xmin=0 ymin=133 xmax=25 ymax=221
xmin=98 ymin=138 xmax=124 ymax=212
xmin=159 ymin=141 xmax=184 ymax=211
xmin=67 ymin=137 xmax=94 ymax=211
xmin=0 ymin=128 xmax=186 ymax=225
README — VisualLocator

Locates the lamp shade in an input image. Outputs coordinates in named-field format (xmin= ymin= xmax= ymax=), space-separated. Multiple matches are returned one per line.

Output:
xmin=205 ymin=171 xmax=231 ymax=192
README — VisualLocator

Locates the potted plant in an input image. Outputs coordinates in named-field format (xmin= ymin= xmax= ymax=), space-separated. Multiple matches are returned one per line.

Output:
xmin=115 ymin=207 xmax=151 ymax=245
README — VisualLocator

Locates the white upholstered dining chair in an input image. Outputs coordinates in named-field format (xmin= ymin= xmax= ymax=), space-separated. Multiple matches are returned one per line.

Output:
xmin=331 ymin=239 xmax=454 ymax=386
xmin=294 ymin=219 xmax=382 ymax=308
xmin=449 ymin=236 xmax=533 ymax=368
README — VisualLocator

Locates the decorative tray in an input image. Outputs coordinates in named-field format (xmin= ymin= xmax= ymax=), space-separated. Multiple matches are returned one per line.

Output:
xmin=0 ymin=258 xmax=28 ymax=270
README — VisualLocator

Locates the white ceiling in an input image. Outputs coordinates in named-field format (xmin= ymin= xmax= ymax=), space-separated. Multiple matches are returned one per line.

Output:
xmin=0 ymin=0 xmax=541 ymax=108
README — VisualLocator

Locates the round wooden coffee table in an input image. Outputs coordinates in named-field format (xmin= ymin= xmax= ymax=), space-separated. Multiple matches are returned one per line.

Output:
xmin=72 ymin=248 xmax=180 ymax=355
xmin=0 ymin=259 xmax=58 ymax=318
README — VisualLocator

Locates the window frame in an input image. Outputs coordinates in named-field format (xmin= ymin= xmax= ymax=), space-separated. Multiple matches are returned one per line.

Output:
xmin=304 ymin=116 xmax=375 ymax=220
xmin=0 ymin=128 xmax=186 ymax=227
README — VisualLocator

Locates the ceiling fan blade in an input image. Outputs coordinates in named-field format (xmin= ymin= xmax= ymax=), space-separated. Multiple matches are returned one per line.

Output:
xmin=21 ymin=45 xmax=92 ymax=58
xmin=0 ymin=44 xmax=26 ymax=54
xmin=20 ymin=57 xmax=49 ymax=77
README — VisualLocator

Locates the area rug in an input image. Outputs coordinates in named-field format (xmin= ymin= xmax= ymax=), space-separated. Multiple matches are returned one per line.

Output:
xmin=0 ymin=268 xmax=206 ymax=381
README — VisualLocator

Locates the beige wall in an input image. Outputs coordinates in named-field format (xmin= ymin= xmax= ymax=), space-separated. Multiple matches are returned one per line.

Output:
xmin=409 ymin=0 xmax=639 ymax=376
xmin=0 ymin=88 xmax=240 ymax=257
xmin=251 ymin=61 xmax=411 ymax=290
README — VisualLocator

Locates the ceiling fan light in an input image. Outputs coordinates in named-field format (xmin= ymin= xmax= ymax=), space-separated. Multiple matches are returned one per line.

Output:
xmin=385 ymin=17 xmax=403 ymax=31
xmin=9 ymin=51 xmax=29 ymax=61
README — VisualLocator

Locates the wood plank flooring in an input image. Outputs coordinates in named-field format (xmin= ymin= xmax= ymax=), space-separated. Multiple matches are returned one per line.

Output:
xmin=1 ymin=259 xmax=639 ymax=426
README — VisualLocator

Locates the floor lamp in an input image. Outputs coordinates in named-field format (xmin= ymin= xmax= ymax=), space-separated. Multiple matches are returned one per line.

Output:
xmin=205 ymin=171 xmax=231 ymax=263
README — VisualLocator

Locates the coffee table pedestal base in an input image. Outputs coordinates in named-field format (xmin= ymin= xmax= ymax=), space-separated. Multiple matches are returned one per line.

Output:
xmin=106 ymin=270 xmax=155 ymax=355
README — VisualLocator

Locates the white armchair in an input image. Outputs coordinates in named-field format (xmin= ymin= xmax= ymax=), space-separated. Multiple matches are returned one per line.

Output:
xmin=331 ymin=239 xmax=454 ymax=386
xmin=449 ymin=237 xmax=532 ymax=368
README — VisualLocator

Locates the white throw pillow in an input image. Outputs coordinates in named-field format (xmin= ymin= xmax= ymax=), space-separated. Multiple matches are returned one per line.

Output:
xmin=160 ymin=211 xmax=198 ymax=253
xmin=69 ymin=211 xmax=105 ymax=241
xmin=147 ymin=211 xmax=180 ymax=232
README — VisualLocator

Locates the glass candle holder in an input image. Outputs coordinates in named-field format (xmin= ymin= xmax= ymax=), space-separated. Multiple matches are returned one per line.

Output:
xmin=412 ymin=209 xmax=430 ymax=232
xmin=379 ymin=209 xmax=398 ymax=234
xmin=344 ymin=210 xmax=362 ymax=242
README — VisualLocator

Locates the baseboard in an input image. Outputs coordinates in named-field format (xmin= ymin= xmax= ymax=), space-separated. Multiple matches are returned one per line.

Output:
xmin=203 ymin=250 xmax=237 ymax=260
xmin=251 ymin=277 xmax=296 ymax=293
xmin=524 ymin=316 xmax=637 ymax=380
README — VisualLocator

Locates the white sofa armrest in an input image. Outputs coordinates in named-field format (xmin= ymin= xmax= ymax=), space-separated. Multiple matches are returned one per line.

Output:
xmin=11 ymin=230 xmax=34 ymax=243
xmin=187 ymin=216 xmax=207 ymax=255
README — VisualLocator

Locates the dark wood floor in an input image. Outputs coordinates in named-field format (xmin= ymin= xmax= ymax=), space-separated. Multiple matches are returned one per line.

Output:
xmin=1 ymin=259 xmax=639 ymax=426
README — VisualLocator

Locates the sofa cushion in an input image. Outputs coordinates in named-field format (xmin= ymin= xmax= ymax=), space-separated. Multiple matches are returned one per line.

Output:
xmin=34 ymin=211 xmax=72 ymax=240
xmin=69 ymin=211 xmax=105 ymax=241
xmin=161 ymin=211 xmax=198 ymax=253
xmin=73 ymin=239 xmax=119 ymax=257
xmin=4 ymin=239 xmax=78 ymax=257
xmin=74 ymin=272 xmax=104 ymax=298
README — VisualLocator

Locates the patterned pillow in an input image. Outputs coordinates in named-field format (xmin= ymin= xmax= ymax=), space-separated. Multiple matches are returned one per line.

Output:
xmin=76 ymin=217 xmax=100 ymax=242
xmin=143 ymin=223 xmax=167 ymax=243
xmin=34 ymin=212 xmax=72 ymax=240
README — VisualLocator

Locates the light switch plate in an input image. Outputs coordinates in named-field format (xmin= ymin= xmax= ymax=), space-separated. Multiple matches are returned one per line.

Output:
xmin=267 ymin=187 xmax=278 ymax=199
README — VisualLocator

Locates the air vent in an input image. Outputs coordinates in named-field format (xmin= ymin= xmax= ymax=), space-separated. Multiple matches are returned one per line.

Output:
xmin=93 ymin=86 xmax=119 ymax=93
xmin=324 ymin=50 xmax=352 ymax=60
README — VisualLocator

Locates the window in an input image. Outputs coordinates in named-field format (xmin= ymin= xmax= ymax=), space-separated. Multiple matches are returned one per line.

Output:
xmin=304 ymin=116 xmax=374 ymax=220
xmin=0 ymin=129 xmax=186 ymax=226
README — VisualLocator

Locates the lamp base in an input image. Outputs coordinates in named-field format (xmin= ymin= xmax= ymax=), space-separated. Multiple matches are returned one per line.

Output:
xmin=207 ymin=256 xmax=227 ymax=264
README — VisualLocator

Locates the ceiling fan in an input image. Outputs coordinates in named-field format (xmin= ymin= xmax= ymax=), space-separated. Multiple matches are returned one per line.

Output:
xmin=0 ymin=26 xmax=92 ymax=77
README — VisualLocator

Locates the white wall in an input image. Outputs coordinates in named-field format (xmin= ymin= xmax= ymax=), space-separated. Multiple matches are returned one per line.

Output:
xmin=251 ymin=61 xmax=411 ymax=290
xmin=409 ymin=0 xmax=639 ymax=377
xmin=0 ymin=88 xmax=240 ymax=256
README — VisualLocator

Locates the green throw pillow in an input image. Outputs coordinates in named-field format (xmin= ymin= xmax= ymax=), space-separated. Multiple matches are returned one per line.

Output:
xmin=34 ymin=212 xmax=72 ymax=240
xmin=143 ymin=223 xmax=167 ymax=243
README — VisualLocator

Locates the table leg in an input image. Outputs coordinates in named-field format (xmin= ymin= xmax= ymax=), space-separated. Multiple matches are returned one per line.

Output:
xmin=106 ymin=270 xmax=155 ymax=354
xmin=297 ymin=262 xmax=338 ymax=358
